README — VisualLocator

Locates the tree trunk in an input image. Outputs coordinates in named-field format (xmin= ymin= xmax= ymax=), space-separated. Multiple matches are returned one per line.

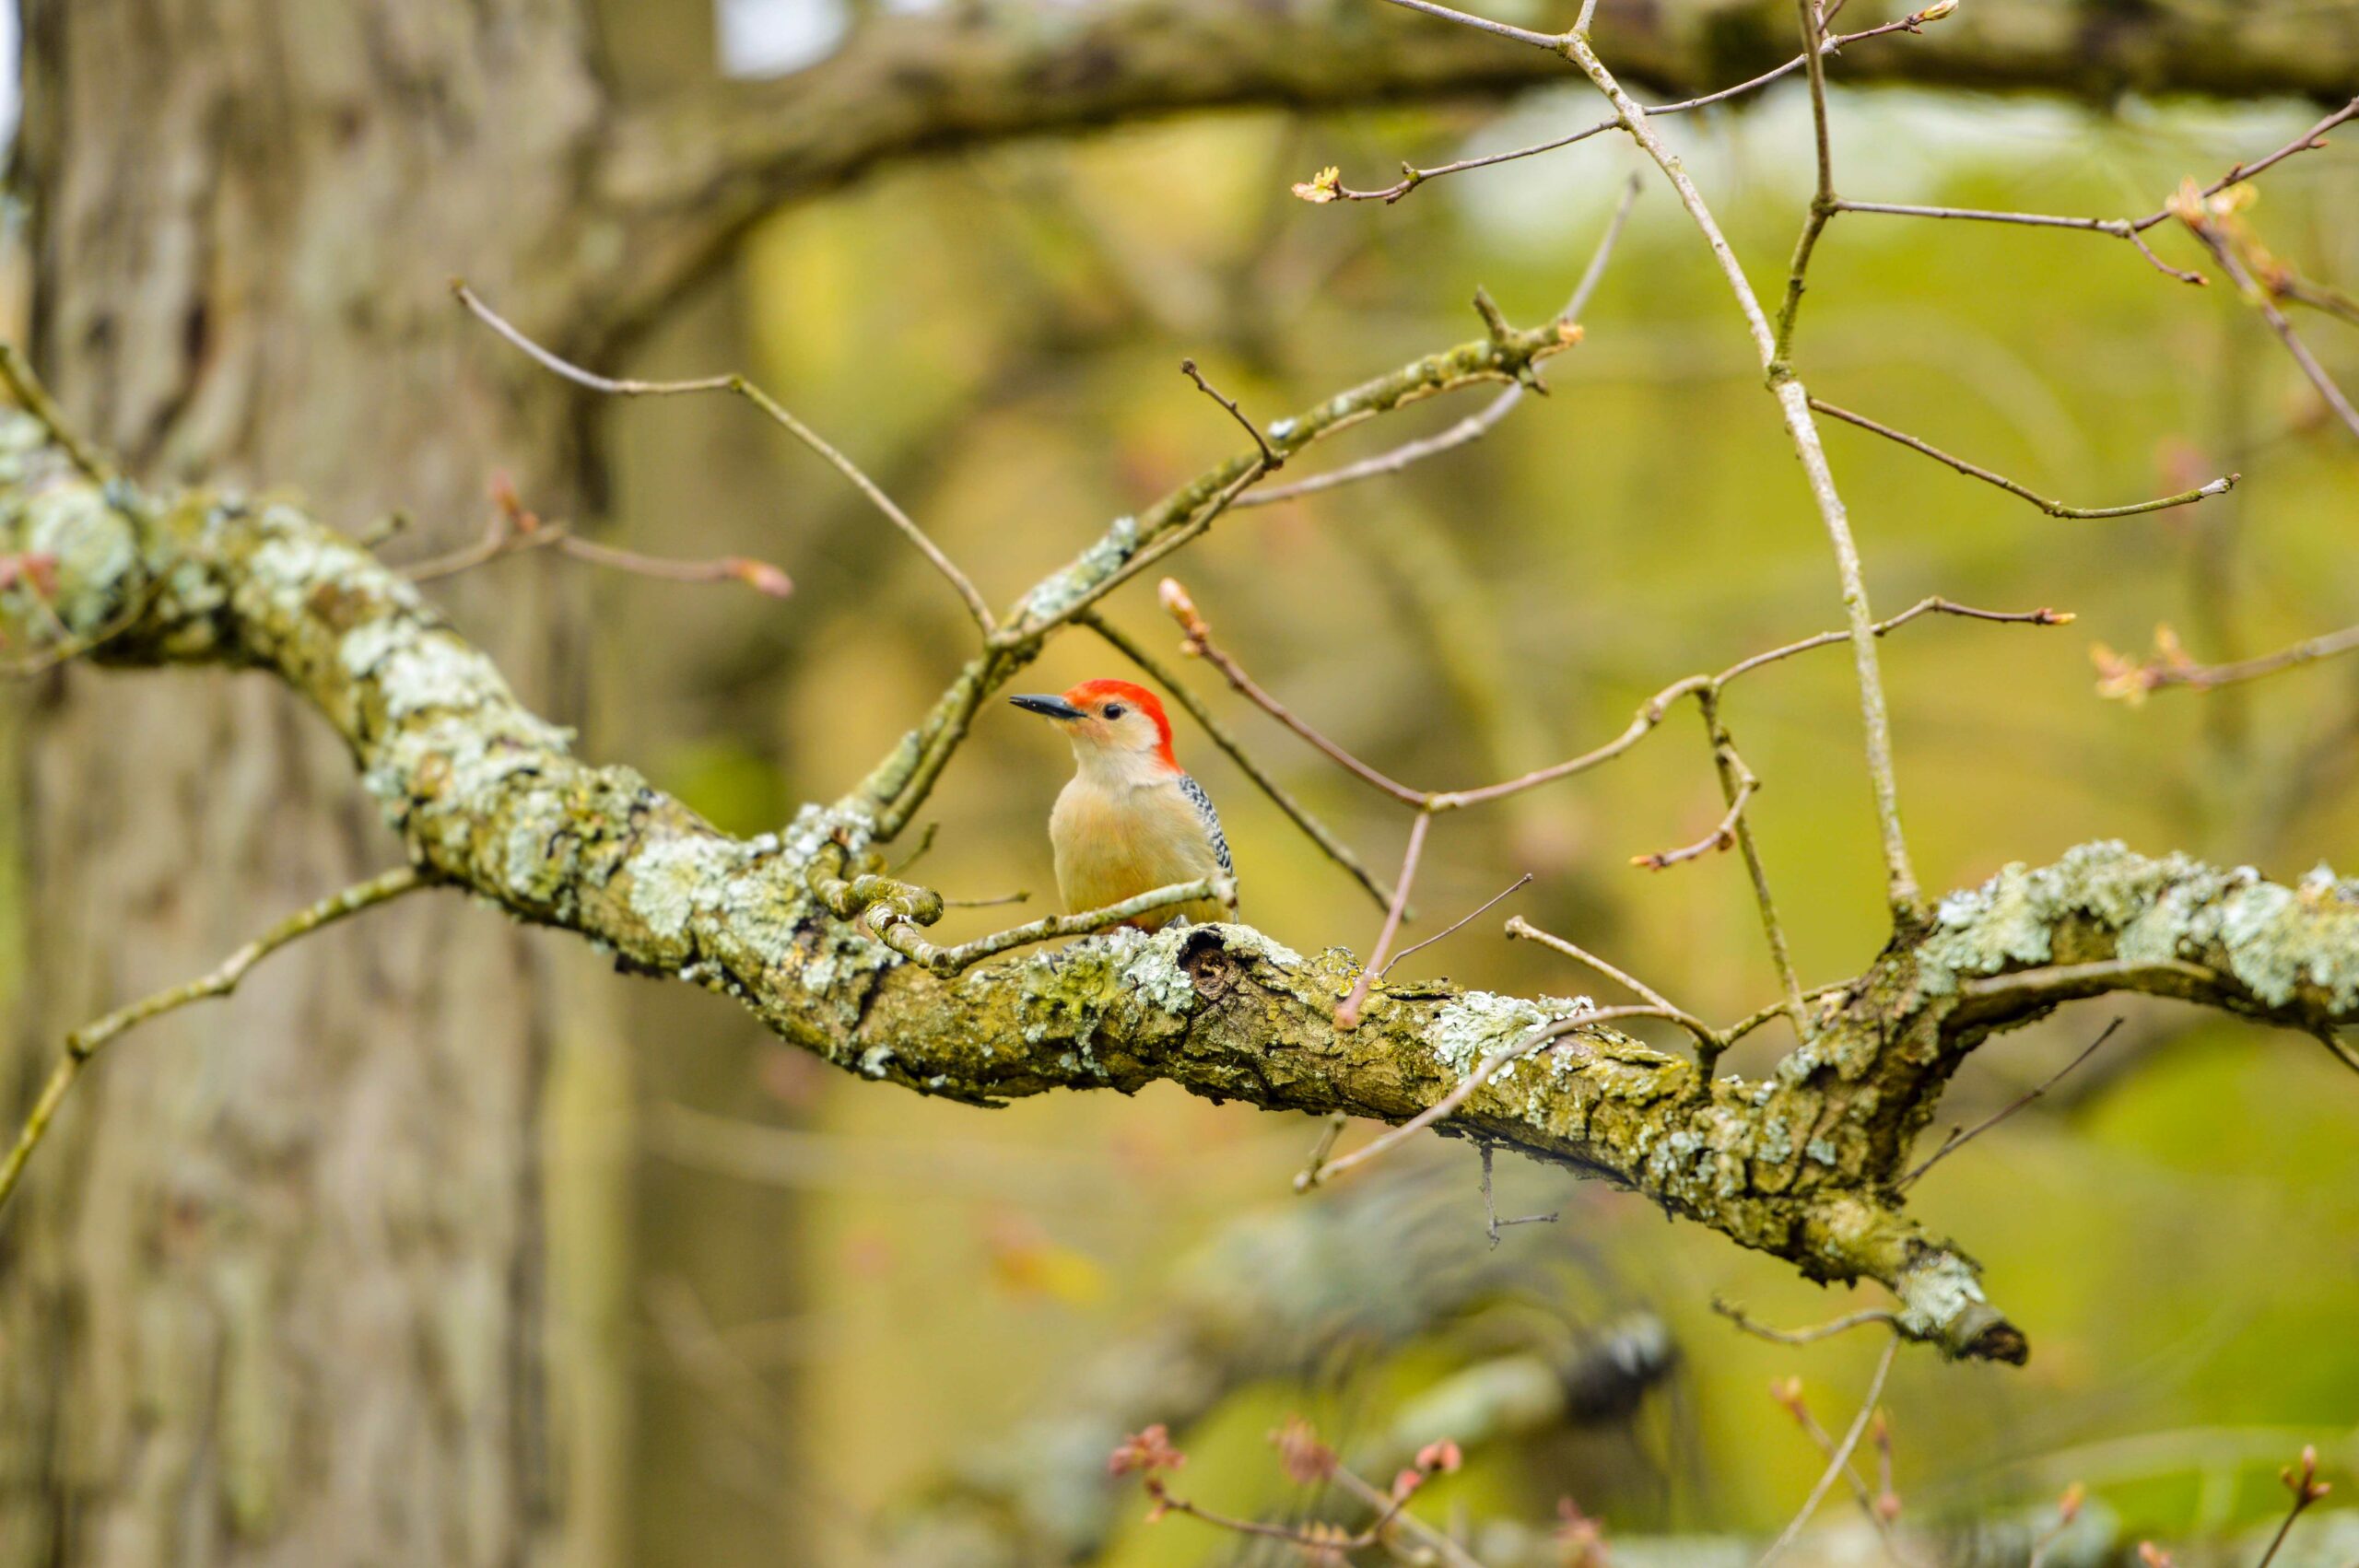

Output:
xmin=1 ymin=4 xmax=615 ymax=1562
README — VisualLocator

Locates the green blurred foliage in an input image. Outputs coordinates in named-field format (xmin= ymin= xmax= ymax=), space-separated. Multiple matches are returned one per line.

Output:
xmin=593 ymin=76 xmax=2359 ymax=1563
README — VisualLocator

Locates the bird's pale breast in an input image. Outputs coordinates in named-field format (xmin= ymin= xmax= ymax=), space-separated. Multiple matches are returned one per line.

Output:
xmin=1050 ymin=774 xmax=1232 ymax=930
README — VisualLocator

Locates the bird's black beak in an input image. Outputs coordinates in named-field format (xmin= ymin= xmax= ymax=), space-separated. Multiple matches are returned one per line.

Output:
xmin=1010 ymin=694 xmax=1087 ymax=720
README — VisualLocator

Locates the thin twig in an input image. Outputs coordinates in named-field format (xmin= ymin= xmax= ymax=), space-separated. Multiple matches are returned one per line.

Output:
xmin=1714 ymin=1298 xmax=1903 ymax=1346
xmin=452 ymin=281 xmax=984 ymax=629
xmin=1371 ymin=0 xmax=1562 ymax=51
xmin=2177 ymin=211 xmax=2359 ymax=443
xmin=1757 ymin=1331 xmax=1902 ymax=1566
xmin=1081 ymin=611 xmax=1395 ymax=911
xmin=1769 ymin=0 xmax=1841 ymax=367
xmin=1503 ymin=915 xmax=1717 ymax=1052
xmin=1557 ymin=26 xmax=1922 ymax=923
xmin=1180 ymin=358 xmax=1281 ymax=468
xmin=1380 ymin=872 xmax=1532 ymax=979
xmin=1633 ymin=741 xmax=1757 ymax=871
xmin=1834 ymin=201 xmax=2206 ymax=285
xmin=1811 ymin=399 xmax=2238 ymax=520
xmin=0 ymin=342 xmax=120 ymax=486
xmin=403 ymin=503 xmax=792 ymax=599
xmin=1831 ymin=97 xmax=2359 ymax=285
xmin=1478 ymin=1142 xmax=1558 ymax=1246
xmin=1696 ymin=691 xmax=1808 ymax=1041
xmin=0 ymin=866 xmax=431 ymax=1211
xmin=1336 ymin=811 xmax=1433 ymax=1028
xmin=1896 ymin=1017 xmax=2124 ymax=1189
xmin=1769 ymin=1375 xmax=1915 ymax=1562
xmin=1163 ymin=577 xmax=1426 ymax=805
xmin=1242 ymin=174 xmax=1635 ymax=508
xmin=2104 ymin=622 xmax=2359 ymax=698
xmin=867 ymin=875 xmax=1233 ymax=977
xmin=2255 ymin=1447 xmax=2332 ymax=1568
xmin=1318 ymin=14 xmax=1943 ymax=205
xmin=940 ymin=890 xmax=1030 ymax=908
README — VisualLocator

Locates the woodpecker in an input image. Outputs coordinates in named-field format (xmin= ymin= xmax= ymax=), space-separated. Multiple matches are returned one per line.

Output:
xmin=1010 ymin=678 xmax=1237 ymax=930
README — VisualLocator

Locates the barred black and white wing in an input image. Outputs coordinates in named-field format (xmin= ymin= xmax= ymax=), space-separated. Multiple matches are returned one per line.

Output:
xmin=1175 ymin=772 xmax=1237 ymax=907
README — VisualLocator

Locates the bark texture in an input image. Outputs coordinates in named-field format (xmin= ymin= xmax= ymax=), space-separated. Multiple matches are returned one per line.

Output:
xmin=1 ymin=3 xmax=609 ymax=1562
xmin=9 ymin=412 xmax=2358 ymax=1378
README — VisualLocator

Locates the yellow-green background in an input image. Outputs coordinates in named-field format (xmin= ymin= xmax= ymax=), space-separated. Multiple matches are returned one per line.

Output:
xmin=566 ymin=79 xmax=2358 ymax=1562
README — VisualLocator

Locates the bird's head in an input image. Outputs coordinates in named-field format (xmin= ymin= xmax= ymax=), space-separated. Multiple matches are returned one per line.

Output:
xmin=1011 ymin=678 xmax=1178 ymax=777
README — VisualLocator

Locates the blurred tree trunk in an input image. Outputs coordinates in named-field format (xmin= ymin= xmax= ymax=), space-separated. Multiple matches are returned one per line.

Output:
xmin=0 ymin=3 xmax=617 ymax=1563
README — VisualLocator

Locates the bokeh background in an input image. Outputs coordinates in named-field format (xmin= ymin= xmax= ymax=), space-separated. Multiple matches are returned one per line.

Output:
xmin=578 ymin=29 xmax=2359 ymax=1564
xmin=9 ymin=2 xmax=2359 ymax=1563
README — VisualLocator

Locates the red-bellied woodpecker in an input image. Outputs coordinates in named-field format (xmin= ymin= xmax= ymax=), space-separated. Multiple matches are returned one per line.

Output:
xmin=1010 ymin=679 xmax=1237 ymax=930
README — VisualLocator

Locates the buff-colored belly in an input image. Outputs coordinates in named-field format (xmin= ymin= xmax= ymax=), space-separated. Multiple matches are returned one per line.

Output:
xmin=1050 ymin=779 xmax=1230 ymax=930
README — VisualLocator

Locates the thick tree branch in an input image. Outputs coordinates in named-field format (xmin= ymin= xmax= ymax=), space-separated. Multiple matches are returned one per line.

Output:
xmin=9 ymin=403 xmax=2359 ymax=1364
xmin=581 ymin=0 xmax=2359 ymax=341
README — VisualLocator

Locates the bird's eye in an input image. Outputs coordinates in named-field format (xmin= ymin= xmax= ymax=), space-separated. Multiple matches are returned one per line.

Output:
xmin=1103 ymin=703 xmax=1127 ymax=720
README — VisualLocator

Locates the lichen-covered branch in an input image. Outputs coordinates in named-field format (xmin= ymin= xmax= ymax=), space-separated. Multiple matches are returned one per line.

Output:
xmin=8 ymin=404 xmax=2359 ymax=1365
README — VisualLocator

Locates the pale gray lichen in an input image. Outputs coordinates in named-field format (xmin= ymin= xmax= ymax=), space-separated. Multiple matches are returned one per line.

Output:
xmin=1427 ymin=990 xmax=1591 ymax=1078
xmin=1894 ymin=1253 xmax=1989 ymax=1342
xmin=1015 ymin=514 xmax=1137 ymax=624
xmin=23 ymin=485 xmax=139 ymax=633
xmin=371 ymin=635 xmax=510 ymax=720
xmin=1115 ymin=927 xmax=1197 ymax=1016
xmin=1919 ymin=840 xmax=2359 ymax=1013
xmin=336 ymin=617 xmax=410 ymax=684
xmin=1207 ymin=922 xmax=1304 ymax=971
xmin=624 ymin=833 xmax=740 ymax=941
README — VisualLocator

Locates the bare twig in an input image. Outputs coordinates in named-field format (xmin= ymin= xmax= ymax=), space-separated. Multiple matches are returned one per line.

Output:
xmin=1833 ymin=98 xmax=2359 ymax=285
xmin=1180 ymin=358 xmax=1281 ymax=469
xmin=1163 ymin=577 xmax=1426 ymax=805
xmin=1896 ymin=1017 xmax=2124 ymax=1189
xmin=1633 ymin=741 xmax=1757 ymax=871
xmin=1757 ymin=1331 xmax=1902 ymax=1566
xmin=2096 ymin=622 xmax=2359 ymax=699
xmin=2174 ymin=200 xmax=2359 ymax=443
xmin=940 ymin=890 xmax=1030 ymax=908
xmin=0 ymin=342 xmax=120 ymax=486
xmin=0 ymin=866 xmax=431 ymax=1211
xmin=1555 ymin=24 xmax=1922 ymax=923
xmin=401 ymin=479 xmax=793 ymax=597
xmin=1336 ymin=810 xmax=1434 ymax=1028
xmin=1811 ymin=399 xmax=2238 ymax=520
xmin=452 ymin=280 xmax=984 ymax=629
xmin=1477 ymin=1142 xmax=1558 ymax=1246
xmin=1311 ymin=14 xmax=1945 ymax=205
xmin=1714 ymin=1298 xmax=1903 ymax=1346
xmin=864 ymin=875 xmax=1233 ymax=977
xmin=1504 ymin=915 xmax=1718 ymax=1054
xmin=1243 ymin=174 xmax=1635 ymax=508
xmin=1380 ymin=872 xmax=1532 ymax=979
xmin=1769 ymin=0 xmax=1842 ymax=367
xmin=1371 ymin=0 xmax=1561 ymax=51
xmin=1696 ymin=691 xmax=1808 ymax=1039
